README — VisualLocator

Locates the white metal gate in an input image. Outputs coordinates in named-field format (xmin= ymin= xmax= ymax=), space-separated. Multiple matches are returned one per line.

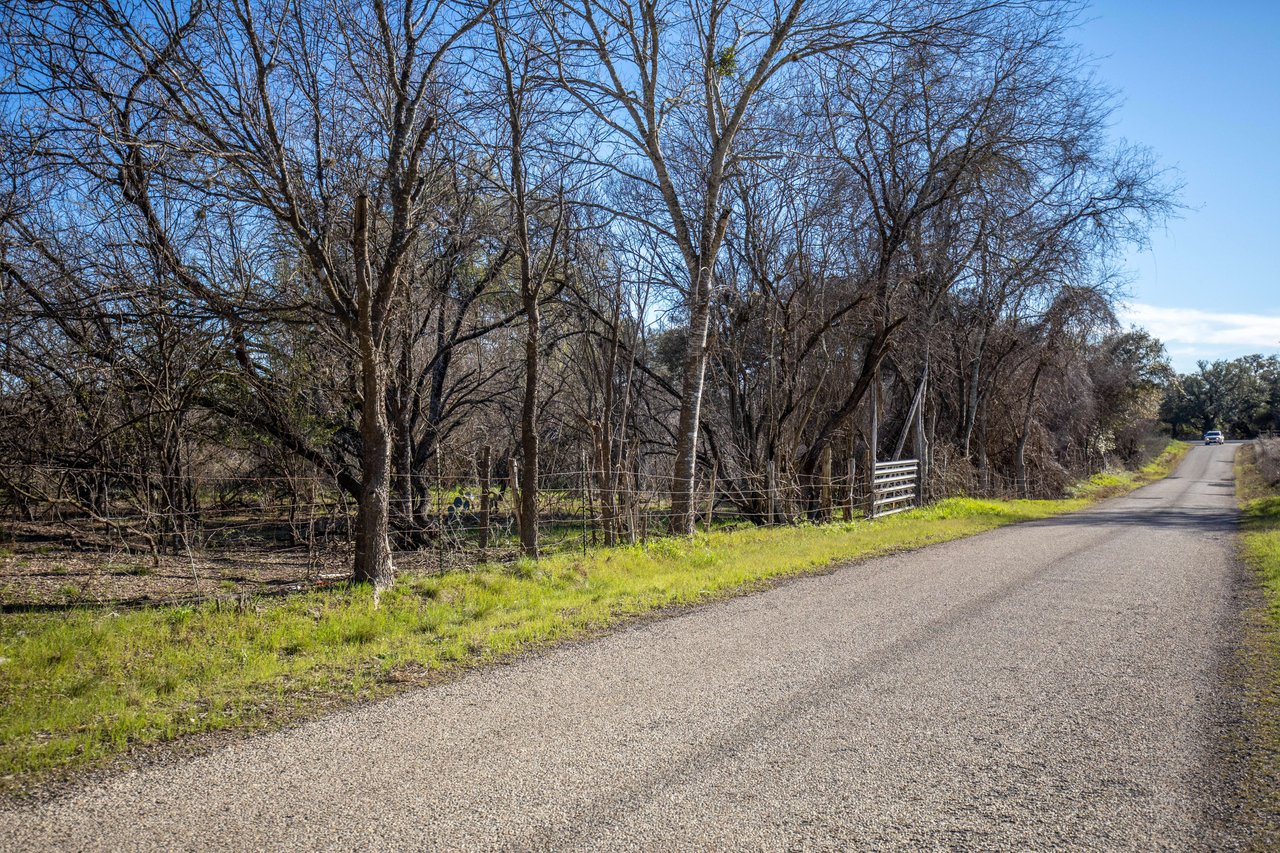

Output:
xmin=870 ymin=459 xmax=919 ymax=518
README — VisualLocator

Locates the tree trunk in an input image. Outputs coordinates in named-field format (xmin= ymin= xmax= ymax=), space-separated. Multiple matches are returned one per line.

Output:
xmin=961 ymin=356 xmax=982 ymax=459
xmin=1015 ymin=363 xmax=1044 ymax=499
xmin=669 ymin=287 xmax=713 ymax=534
xmin=499 ymin=34 xmax=543 ymax=560
xmin=519 ymin=292 xmax=539 ymax=558
xmin=597 ymin=304 xmax=621 ymax=546
xmin=976 ymin=406 xmax=991 ymax=495
xmin=795 ymin=328 xmax=894 ymax=516
xmin=352 ymin=195 xmax=394 ymax=586
xmin=392 ymin=335 xmax=415 ymax=543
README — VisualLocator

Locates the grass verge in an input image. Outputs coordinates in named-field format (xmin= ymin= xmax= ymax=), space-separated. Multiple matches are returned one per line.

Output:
xmin=0 ymin=441 xmax=1189 ymax=793
xmin=1234 ymin=442 xmax=1280 ymax=847
xmin=1067 ymin=438 xmax=1193 ymax=499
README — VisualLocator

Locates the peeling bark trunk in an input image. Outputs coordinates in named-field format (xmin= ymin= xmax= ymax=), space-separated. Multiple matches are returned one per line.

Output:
xmin=670 ymin=284 xmax=713 ymax=534
xmin=352 ymin=195 xmax=394 ymax=586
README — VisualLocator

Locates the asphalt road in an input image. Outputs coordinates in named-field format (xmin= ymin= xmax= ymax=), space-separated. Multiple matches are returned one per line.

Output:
xmin=0 ymin=443 xmax=1249 ymax=851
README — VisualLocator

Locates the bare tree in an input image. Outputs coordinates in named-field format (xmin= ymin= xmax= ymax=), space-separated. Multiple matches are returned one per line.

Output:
xmin=546 ymin=0 xmax=953 ymax=532
xmin=0 ymin=0 xmax=1181 ymax=587
xmin=489 ymin=3 xmax=572 ymax=556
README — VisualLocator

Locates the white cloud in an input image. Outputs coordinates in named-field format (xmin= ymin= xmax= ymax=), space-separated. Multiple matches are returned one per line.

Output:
xmin=1119 ymin=302 xmax=1280 ymax=352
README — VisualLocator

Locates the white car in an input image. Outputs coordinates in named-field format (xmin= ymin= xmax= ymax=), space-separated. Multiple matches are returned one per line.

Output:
xmin=1203 ymin=430 xmax=1225 ymax=445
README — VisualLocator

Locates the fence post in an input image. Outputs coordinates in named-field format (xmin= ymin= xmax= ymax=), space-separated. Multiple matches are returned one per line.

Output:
xmin=583 ymin=448 xmax=591 ymax=555
xmin=618 ymin=462 xmax=635 ymax=545
xmin=863 ymin=448 xmax=875 ymax=518
xmin=705 ymin=467 xmax=716 ymax=534
xmin=479 ymin=445 xmax=491 ymax=558
xmin=820 ymin=446 xmax=833 ymax=522
xmin=508 ymin=457 xmax=521 ymax=539
xmin=844 ymin=457 xmax=855 ymax=522
xmin=436 ymin=451 xmax=445 ymax=573
xmin=766 ymin=460 xmax=777 ymax=525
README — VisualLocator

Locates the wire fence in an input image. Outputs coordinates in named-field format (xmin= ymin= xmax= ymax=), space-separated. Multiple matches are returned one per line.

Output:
xmin=0 ymin=445 xmax=1081 ymax=608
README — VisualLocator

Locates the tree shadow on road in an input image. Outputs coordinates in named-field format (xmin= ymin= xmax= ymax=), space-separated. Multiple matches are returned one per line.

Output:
xmin=1022 ymin=504 xmax=1238 ymax=534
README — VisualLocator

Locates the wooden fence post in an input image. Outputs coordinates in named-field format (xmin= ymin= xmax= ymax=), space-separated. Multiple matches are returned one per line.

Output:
xmin=705 ymin=467 xmax=716 ymax=534
xmin=844 ymin=457 xmax=856 ymax=522
xmin=508 ymin=458 xmax=521 ymax=539
xmin=766 ymin=460 xmax=777 ymax=525
xmin=478 ymin=445 xmax=491 ymax=558
xmin=436 ymin=451 xmax=445 ymax=573
xmin=580 ymin=450 xmax=590 ymax=555
xmin=820 ymin=446 xmax=833 ymax=521
xmin=618 ymin=462 xmax=635 ymax=545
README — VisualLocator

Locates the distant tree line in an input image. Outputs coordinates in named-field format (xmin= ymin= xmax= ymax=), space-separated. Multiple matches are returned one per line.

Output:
xmin=1162 ymin=356 xmax=1280 ymax=438
xmin=0 ymin=0 xmax=1174 ymax=584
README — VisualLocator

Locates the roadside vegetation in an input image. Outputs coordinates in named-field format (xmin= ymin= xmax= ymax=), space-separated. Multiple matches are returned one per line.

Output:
xmin=1 ymin=0 xmax=1178 ymax=590
xmin=1235 ymin=438 xmax=1280 ymax=842
xmin=1238 ymin=439 xmax=1280 ymax=615
xmin=0 ymin=441 xmax=1188 ymax=792
xmin=1068 ymin=440 xmax=1193 ymax=499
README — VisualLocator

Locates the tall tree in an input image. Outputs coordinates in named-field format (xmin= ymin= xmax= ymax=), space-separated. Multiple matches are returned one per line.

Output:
xmin=547 ymin=0 xmax=965 ymax=532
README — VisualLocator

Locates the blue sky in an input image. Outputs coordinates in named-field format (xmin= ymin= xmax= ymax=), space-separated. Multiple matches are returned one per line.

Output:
xmin=1074 ymin=1 xmax=1280 ymax=371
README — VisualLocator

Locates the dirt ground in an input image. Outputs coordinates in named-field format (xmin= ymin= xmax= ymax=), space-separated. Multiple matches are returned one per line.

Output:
xmin=0 ymin=519 xmax=496 ymax=608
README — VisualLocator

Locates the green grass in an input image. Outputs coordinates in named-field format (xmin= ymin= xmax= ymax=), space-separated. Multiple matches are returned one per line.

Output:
xmin=1242 ymin=494 xmax=1280 ymax=620
xmin=108 ymin=562 xmax=153 ymax=577
xmin=0 ymin=444 xmax=1188 ymax=791
xmin=1234 ymin=443 xmax=1280 ymax=843
xmin=1238 ymin=447 xmax=1280 ymax=619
